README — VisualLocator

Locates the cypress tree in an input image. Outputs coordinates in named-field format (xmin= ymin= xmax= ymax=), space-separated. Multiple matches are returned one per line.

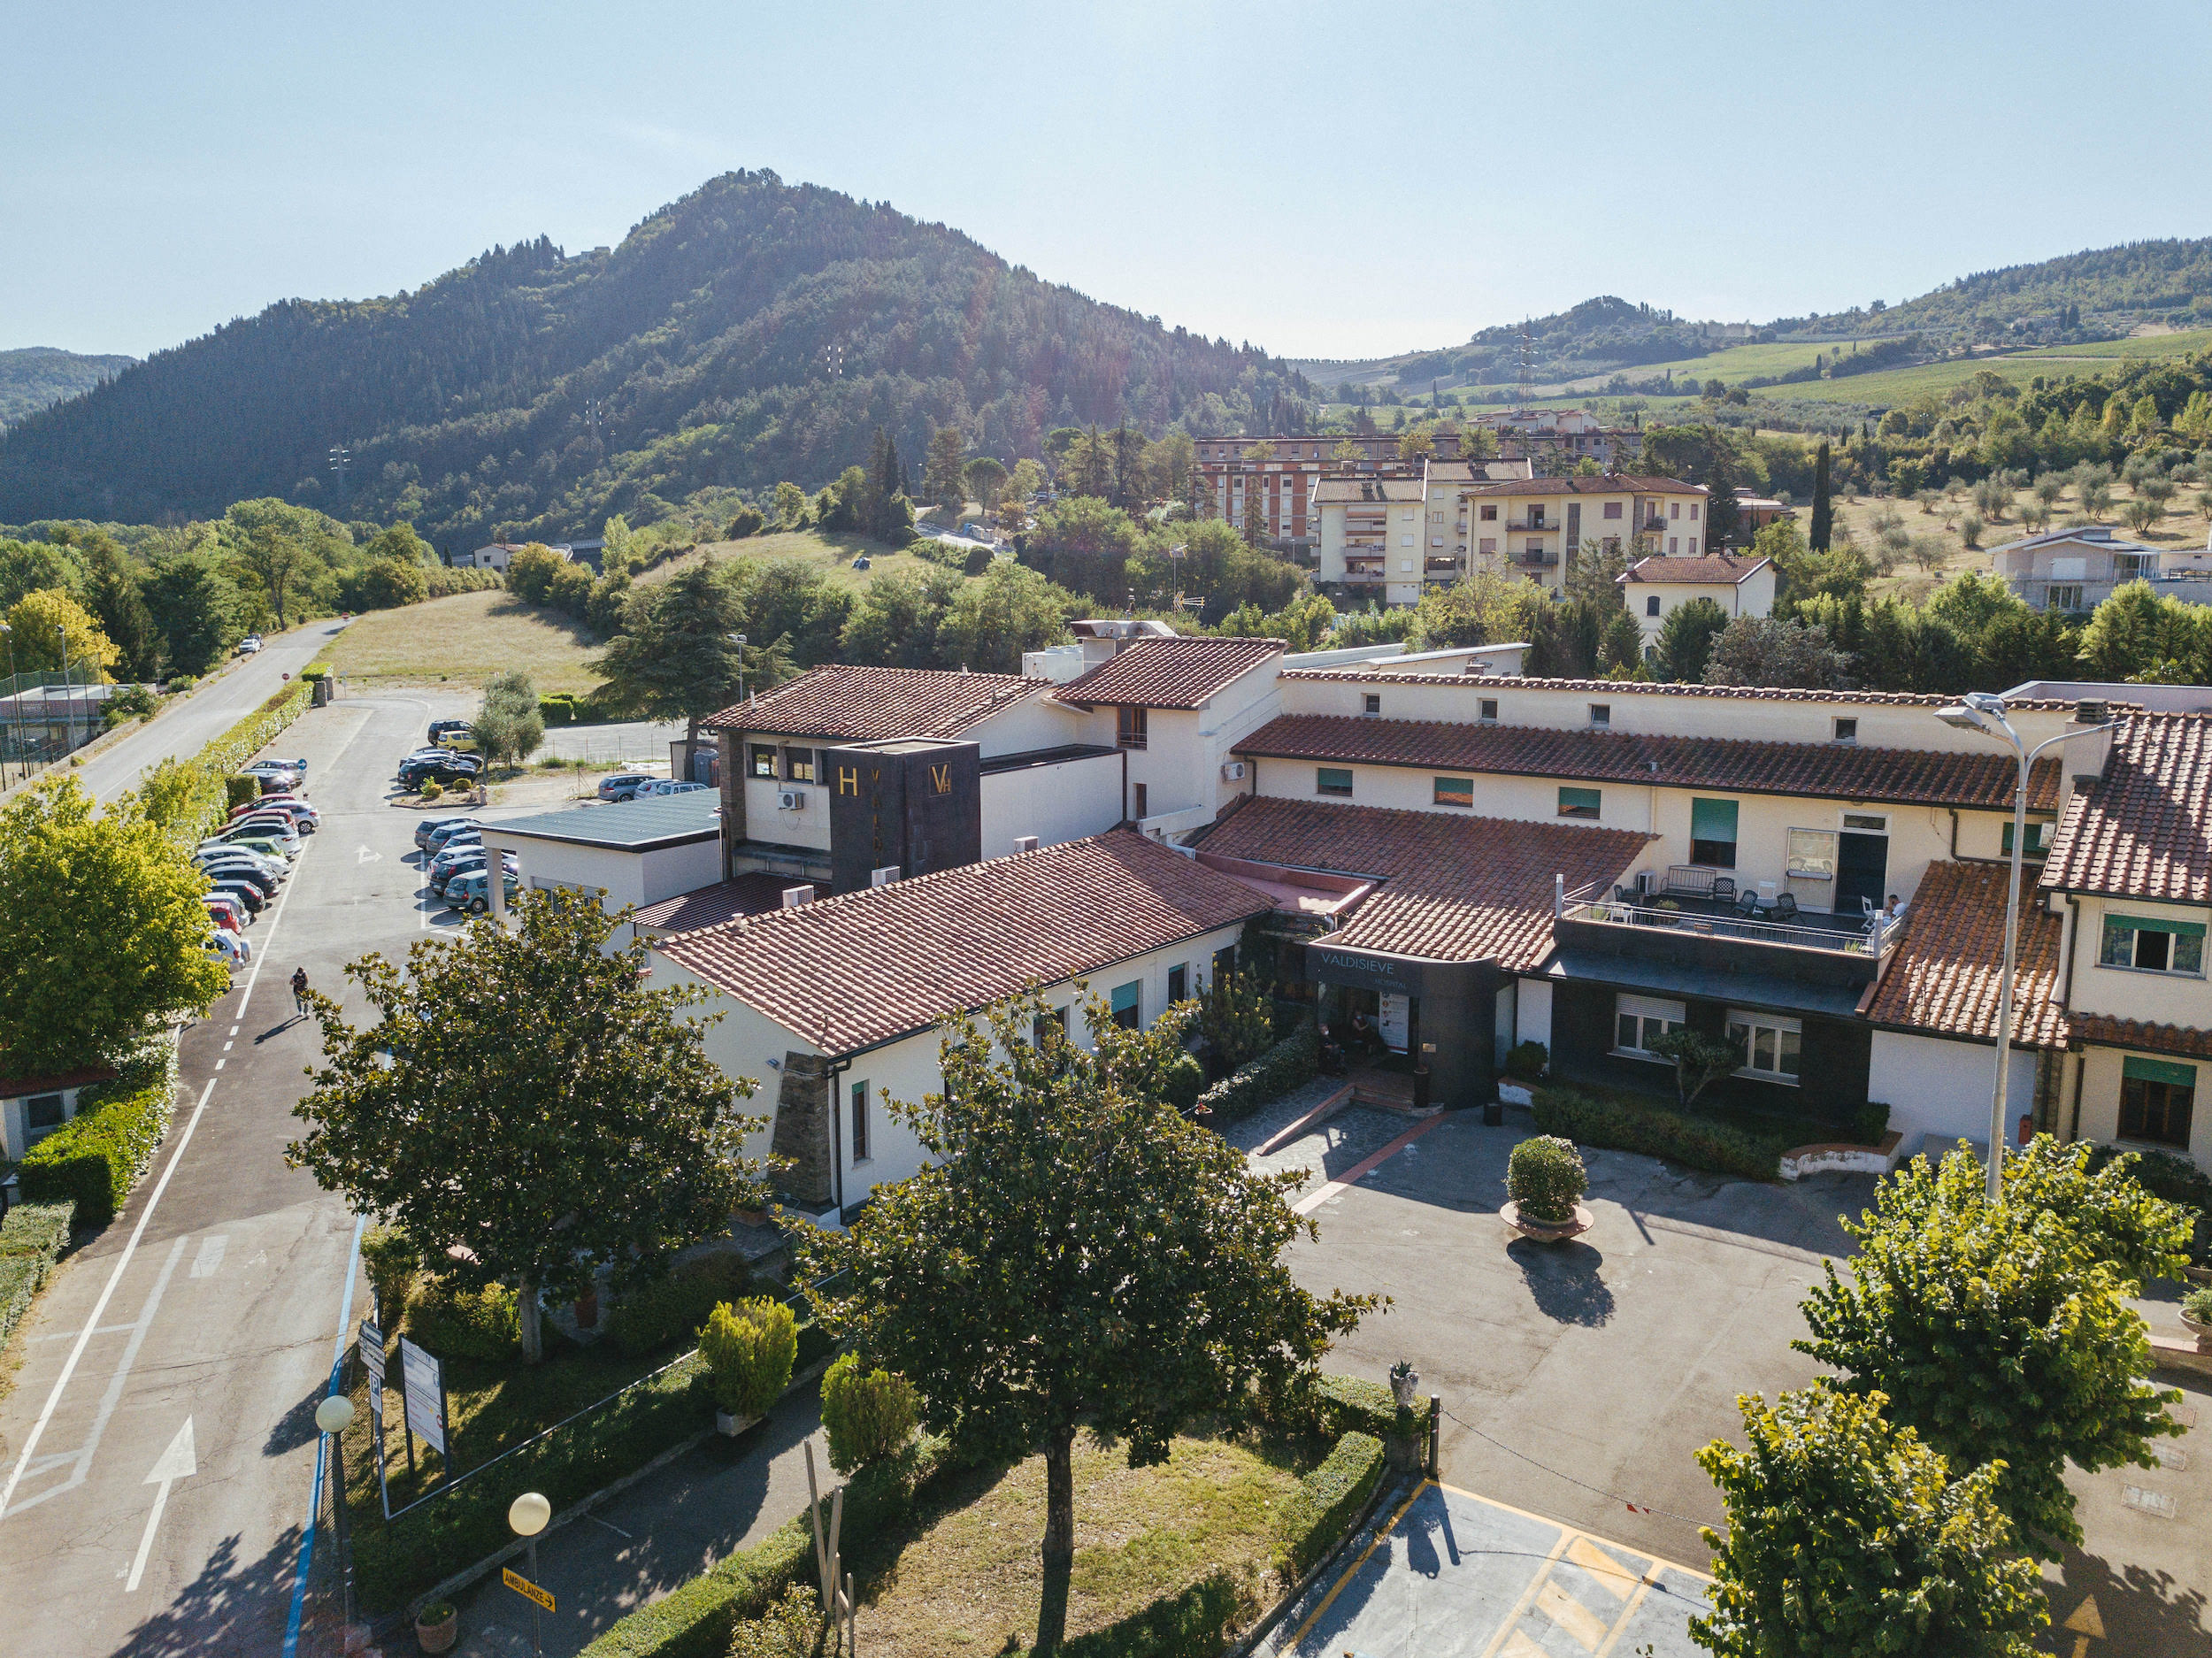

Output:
xmin=1810 ymin=441 xmax=1833 ymax=551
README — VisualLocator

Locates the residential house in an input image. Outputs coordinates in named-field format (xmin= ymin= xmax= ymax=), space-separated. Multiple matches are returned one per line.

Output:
xmin=0 ymin=1068 xmax=115 ymax=1162
xmin=1617 ymin=553 xmax=1776 ymax=651
xmin=1987 ymin=525 xmax=2212 ymax=611
xmin=1463 ymin=475 xmax=1709 ymax=597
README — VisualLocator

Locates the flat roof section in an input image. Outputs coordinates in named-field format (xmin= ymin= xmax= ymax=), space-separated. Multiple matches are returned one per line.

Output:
xmin=484 ymin=793 xmax=721 ymax=851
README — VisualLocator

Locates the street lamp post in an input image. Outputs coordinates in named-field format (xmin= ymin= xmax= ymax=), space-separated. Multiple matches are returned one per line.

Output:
xmin=314 ymin=1394 xmax=357 ymax=1635
xmin=1934 ymin=693 xmax=2120 ymax=1201
xmin=0 ymin=623 xmax=15 ymax=782
xmin=509 ymin=1491 xmax=552 ymax=1657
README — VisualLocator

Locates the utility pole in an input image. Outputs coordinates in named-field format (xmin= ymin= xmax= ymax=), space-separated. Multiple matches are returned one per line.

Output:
xmin=328 ymin=445 xmax=351 ymax=510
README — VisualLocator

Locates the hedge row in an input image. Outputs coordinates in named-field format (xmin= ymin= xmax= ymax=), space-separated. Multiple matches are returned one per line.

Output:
xmin=140 ymin=676 xmax=315 ymax=846
xmin=1274 ymin=1431 xmax=1386 ymax=1577
xmin=0 ymin=1199 xmax=75 ymax=1351
xmin=538 ymin=693 xmax=616 ymax=726
xmin=1197 ymin=1017 xmax=1318 ymax=1125
xmin=18 ymin=1064 xmax=177 ymax=1225
xmin=1313 ymin=1372 xmax=1418 ymax=1445
xmin=1532 ymin=1086 xmax=1780 ymax=1182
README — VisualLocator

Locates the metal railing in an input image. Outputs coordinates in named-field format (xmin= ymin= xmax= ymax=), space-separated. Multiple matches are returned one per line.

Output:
xmin=1563 ymin=897 xmax=1890 ymax=956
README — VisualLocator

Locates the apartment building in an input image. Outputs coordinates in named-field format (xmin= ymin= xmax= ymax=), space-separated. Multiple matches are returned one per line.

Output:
xmin=1464 ymin=408 xmax=1638 ymax=469
xmin=1463 ymin=474 xmax=1709 ymax=596
xmin=1192 ymin=434 xmax=1532 ymax=541
xmin=1987 ymin=524 xmax=2212 ymax=611
xmin=1617 ymin=553 xmax=1776 ymax=650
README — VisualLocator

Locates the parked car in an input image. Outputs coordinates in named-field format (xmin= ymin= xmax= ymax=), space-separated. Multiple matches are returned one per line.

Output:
xmin=425 ymin=837 xmax=487 ymax=881
xmin=207 ymin=928 xmax=251 ymax=966
xmin=400 ymin=753 xmax=483 ymax=790
xmin=247 ymin=757 xmax=308 ymax=781
xmin=445 ymin=866 xmax=520 ymax=915
xmin=414 ymin=816 xmax=483 ymax=854
xmin=227 ymin=816 xmax=303 ymax=848
xmin=196 ymin=843 xmax=285 ymax=876
xmin=203 ymin=832 xmax=297 ymax=863
xmin=232 ymin=799 xmax=319 ymax=832
xmin=634 ymin=779 xmax=710 ymax=798
xmin=598 ymin=772 xmax=655 ymax=802
xmin=431 ymin=849 xmax=516 ymax=898
xmin=204 ymin=894 xmax=249 ymax=933
xmin=199 ymin=858 xmax=278 ymax=896
xmin=209 ymin=878 xmax=266 ymax=916
xmin=235 ymin=635 xmax=263 ymax=655
xmin=426 ymin=718 xmax=472 ymax=745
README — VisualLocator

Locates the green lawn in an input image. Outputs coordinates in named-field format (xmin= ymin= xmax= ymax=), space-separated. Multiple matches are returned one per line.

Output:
xmin=328 ymin=587 xmax=606 ymax=695
xmin=637 ymin=526 xmax=966 ymax=593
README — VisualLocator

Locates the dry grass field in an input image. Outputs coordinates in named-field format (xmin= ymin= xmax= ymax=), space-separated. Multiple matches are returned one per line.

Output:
xmin=326 ymin=587 xmax=606 ymax=695
xmin=638 ymin=526 xmax=970 ymax=593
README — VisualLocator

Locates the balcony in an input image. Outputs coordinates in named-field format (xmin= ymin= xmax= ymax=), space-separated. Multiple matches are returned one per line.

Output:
xmin=1424 ymin=557 xmax=1462 ymax=577
xmin=1508 ymin=520 xmax=1551 ymax=533
xmin=1563 ymin=895 xmax=1891 ymax=958
xmin=1553 ymin=889 xmax=1894 ymax=1012
xmin=1513 ymin=550 xmax=1560 ymax=568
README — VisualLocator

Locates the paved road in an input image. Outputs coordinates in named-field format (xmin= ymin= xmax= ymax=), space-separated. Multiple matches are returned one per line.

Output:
xmin=0 ymin=688 xmax=461 ymax=1656
xmin=78 ymin=622 xmax=346 ymax=808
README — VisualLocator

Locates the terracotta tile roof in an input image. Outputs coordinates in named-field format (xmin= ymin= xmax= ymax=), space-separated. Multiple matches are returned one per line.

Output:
xmin=2066 ymin=1014 xmax=2212 ymax=1063
xmin=1463 ymin=474 xmax=1704 ymax=498
xmin=1056 ymin=637 xmax=1285 ymax=710
xmin=1278 ymin=667 xmax=2101 ymax=713
xmin=654 ymin=832 xmax=1272 ymax=1055
xmin=631 ymin=875 xmax=795 ymax=934
xmin=1235 ymin=715 xmax=2062 ymax=811
xmin=0 ymin=1065 xmax=117 ymax=1097
xmin=2039 ymin=713 xmax=2212 ymax=903
xmin=1618 ymin=554 xmax=1771 ymax=586
xmin=1311 ymin=478 xmax=1427 ymax=503
xmin=1863 ymin=862 xmax=2066 ymax=1048
xmin=1194 ymin=795 xmax=1652 ymax=970
xmin=700 ymin=664 xmax=1045 ymax=740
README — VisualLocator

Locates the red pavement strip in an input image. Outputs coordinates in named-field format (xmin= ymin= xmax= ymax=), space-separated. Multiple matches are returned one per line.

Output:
xmin=1291 ymin=1113 xmax=1447 ymax=1216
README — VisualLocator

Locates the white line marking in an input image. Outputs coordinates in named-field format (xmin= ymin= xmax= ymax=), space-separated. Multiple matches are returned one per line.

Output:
xmin=0 ymin=841 xmax=309 ymax=1522
xmin=126 ymin=1417 xmax=196 ymax=1592
xmin=29 ymin=1325 xmax=136 ymax=1343
xmin=213 ymin=1059 xmax=224 ymax=1071
xmin=221 ymin=1040 xmax=233 ymax=1053
xmin=189 ymin=1236 xmax=227 ymax=1279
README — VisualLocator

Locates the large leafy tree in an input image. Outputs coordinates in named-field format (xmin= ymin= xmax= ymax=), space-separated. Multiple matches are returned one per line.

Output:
xmin=142 ymin=544 xmax=242 ymax=674
xmin=288 ymin=889 xmax=771 ymax=1363
xmin=4 ymin=587 xmax=119 ymax=679
xmin=81 ymin=541 xmax=162 ymax=682
xmin=1694 ymin=1387 xmax=2047 ymax=1658
xmin=592 ymin=557 xmax=749 ymax=745
xmin=0 ymin=777 xmax=228 ymax=1075
xmin=1796 ymin=1141 xmax=2188 ymax=1552
xmin=801 ymin=989 xmax=1375 ymax=1654
xmin=921 ymin=425 xmax=968 ymax=510
xmin=223 ymin=497 xmax=338 ymax=628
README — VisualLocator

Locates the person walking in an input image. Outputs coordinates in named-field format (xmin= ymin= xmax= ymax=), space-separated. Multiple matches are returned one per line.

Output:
xmin=291 ymin=966 xmax=311 ymax=1018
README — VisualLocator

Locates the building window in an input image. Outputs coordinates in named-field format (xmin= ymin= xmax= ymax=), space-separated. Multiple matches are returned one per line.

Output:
xmin=1670 ymin=502 xmax=1681 ymax=520
xmin=749 ymin=744 xmax=778 ymax=778
xmin=1690 ymin=797 xmax=1740 ymax=868
xmin=1133 ymin=782 xmax=1148 ymax=819
xmin=2047 ymin=584 xmax=2084 ymax=610
xmin=1603 ymin=501 xmax=1623 ymax=519
xmin=1728 ymin=1011 xmax=1801 ymax=1081
xmin=1646 ymin=595 xmax=1661 ymax=617
xmin=1668 ymin=537 xmax=1678 ymax=555
xmin=1317 ymin=767 xmax=1353 ymax=798
xmin=1587 ymin=703 xmax=1610 ymax=727
xmin=1033 ymin=1006 xmax=1068 ymax=1048
xmin=1689 ymin=503 xmax=1700 ymax=521
xmin=1110 ymin=980 xmax=1141 ymax=1030
xmin=2100 ymin=916 xmax=2206 ymax=976
xmin=1434 ymin=776 xmax=1474 ymax=808
xmin=1841 ymin=812 xmax=1887 ymax=833
xmin=1363 ymin=693 xmax=1382 ymax=715
xmin=1615 ymin=994 xmax=1685 ymax=1059
xmin=1168 ymin=963 xmax=1187 ymax=1002
xmin=1786 ymin=828 xmax=1838 ymax=879
xmin=1479 ymin=537 xmax=1497 ymax=554
xmin=2001 ymin=819 xmax=2055 ymax=858
xmin=1479 ymin=699 xmax=1498 ymax=723
xmin=850 ymin=1080 xmax=871 ymax=1163
xmin=1557 ymin=787 xmax=1601 ymax=820
xmin=785 ymin=748 xmax=817 ymax=783
xmin=26 ymin=1092 xmax=65 ymax=1131
xmin=1213 ymin=944 xmax=1236 ymax=984
xmin=1832 ymin=718 xmax=1858 ymax=744
xmin=1116 ymin=707 xmax=1148 ymax=750
xmin=1480 ymin=504 xmax=1498 ymax=521
xmin=2120 ymin=1056 xmax=2195 ymax=1148
xmin=1686 ymin=538 xmax=1698 ymax=556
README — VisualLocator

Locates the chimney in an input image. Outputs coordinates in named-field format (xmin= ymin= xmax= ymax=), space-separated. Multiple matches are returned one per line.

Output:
xmin=2062 ymin=700 xmax=2117 ymax=810
xmin=870 ymin=865 xmax=901 ymax=887
xmin=780 ymin=884 xmax=814 ymax=908
xmin=1012 ymin=835 xmax=1040 ymax=854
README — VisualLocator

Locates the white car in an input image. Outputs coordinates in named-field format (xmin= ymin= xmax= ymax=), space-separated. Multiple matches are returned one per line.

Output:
xmin=235 ymin=636 xmax=263 ymax=656
xmin=634 ymin=779 xmax=710 ymax=798
xmin=207 ymin=928 xmax=251 ymax=965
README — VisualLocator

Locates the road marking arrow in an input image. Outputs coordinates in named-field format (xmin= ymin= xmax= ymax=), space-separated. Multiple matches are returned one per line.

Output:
xmin=127 ymin=1418 xmax=196 ymax=1592
xmin=2063 ymin=1592 xmax=2104 ymax=1656
xmin=357 ymin=845 xmax=380 ymax=864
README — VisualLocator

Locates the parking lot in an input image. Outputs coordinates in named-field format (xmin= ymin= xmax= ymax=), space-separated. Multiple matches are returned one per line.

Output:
xmin=1240 ymin=1100 xmax=2212 ymax=1655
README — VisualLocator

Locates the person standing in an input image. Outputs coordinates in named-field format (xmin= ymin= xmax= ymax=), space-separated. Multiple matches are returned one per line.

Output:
xmin=291 ymin=966 xmax=311 ymax=1017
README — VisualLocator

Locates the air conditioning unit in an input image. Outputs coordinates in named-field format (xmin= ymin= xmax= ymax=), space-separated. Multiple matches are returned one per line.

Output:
xmin=1220 ymin=761 xmax=1247 ymax=782
xmin=777 ymin=789 xmax=805 ymax=811
xmin=1632 ymin=870 xmax=1653 ymax=897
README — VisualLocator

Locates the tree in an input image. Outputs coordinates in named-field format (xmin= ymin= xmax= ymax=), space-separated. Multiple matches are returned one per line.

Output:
xmin=142 ymin=545 xmax=241 ymax=673
xmin=1702 ymin=616 xmax=1851 ymax=689
xmin=1809 ymin=441 xmax=1833 ymax=551
xmin=592 ymin=559 xmax=749 ymax=746
xmin=356 ymin=555 xmax=430 ymax=610
xmin=772 ymin=483 xmax=810 ymax=531
xmin=0 ymin=777 xmax=228 ymax=1075
xmin=473 ymin=671 xmax=544 ymax=767
xmin=288 ymin=888 xmax=771 ymax=1364
xmin=1655 ymin=595 xmax=1730 ymax=681
xmin=799 ymin=989 xmax=1373 ymax=1654
xmin=364 ymin=522 xmax=434 ymax=565
xmin=933 ymin=562 xmax=1076 ymax=674
xmin=922 ymin=425 xmax=969 ymax=510
xmin=224 ymin=498 xmax=334 ymax=628
xmin=504 ymin=544 xmax=568 ymax=605
xmin=963 ymin=457 xmax=1009 ymax=516
xmin=838 ymin=566 xmax=964 ymax=669
xmin=1023 ymin=495 xmax=1141 ymax=602
xmin=81 ymin=542 xmax=161 ymax=681
xmin=1331 ymin=437 xmax=1364 ymax=467
xmin=1110 ymin=424 xmax=1146 ymax=508
xmin=1200 ymin=970 xmax=1274 ymax=1074
xmin=0 ymin=539 xmax=83 ymax=610
xmin=1410 ymin=569 xmax=1538 ymax=650
xmin=4 ymin=588 xmax=119 ymax=679
xmin=1598 ymin=608 xmax=1645 ymax=675
xmin=1795 ymin=1142 xmax=2187 ymax=1551
xmin=1694 ymin=1388 xmax=2047 ymax=1658
xmin=1396 ymin=425 xmax=1435 ymax=463
xmin=1649 ymin=1027 xmax=1740 ymax=1111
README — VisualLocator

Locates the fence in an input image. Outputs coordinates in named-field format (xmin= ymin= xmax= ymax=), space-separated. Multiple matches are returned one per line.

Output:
xmin=0 ymin=669 xmax=111 ymax=773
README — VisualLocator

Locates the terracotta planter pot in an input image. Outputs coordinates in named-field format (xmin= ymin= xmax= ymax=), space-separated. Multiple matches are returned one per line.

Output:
xmin=1500 ymin=1199 xmax=1594 ymax=1244
xmin=2183 ymin=1309 xmax=2212 ymax=1354
xmin=573 ymin=1287 xmax=599 ymax=1330
xmin=415 ymin=1604 xmax=458 ymax=1654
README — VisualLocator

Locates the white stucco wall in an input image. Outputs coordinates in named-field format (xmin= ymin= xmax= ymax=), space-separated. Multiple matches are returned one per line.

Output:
xmin=980 ymin=753 xmax=1124 ymax=855
xmin=1514 ymin=975 xmax=1553 ymax=1054
xmin=2074 ymin=1044 xmax=2209 ymax=1168
xmin=2066 ymin=894 xmax=2212 ymax=1029
xmin=481 ymin=833 xmax=722 ymax=914
xmin=1868 ymin=1031 xmax=2038 ymax=1154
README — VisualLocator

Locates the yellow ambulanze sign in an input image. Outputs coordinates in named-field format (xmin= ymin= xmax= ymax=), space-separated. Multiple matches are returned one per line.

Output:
xmin=503 ymin=1566 xmax=555 ymax=1612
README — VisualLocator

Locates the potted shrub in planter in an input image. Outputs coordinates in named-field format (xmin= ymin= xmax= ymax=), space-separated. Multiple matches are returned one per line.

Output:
xmin=2183 ymin=1286 xmax=2212 ymax=1353
xmin=415 ymin=1600 xmax=458 ymax=1654
xmin=1502 ymin=1134 xmax=1593 ymax=1242
xmin=701 ymin=1295 xmax=798 ymax=1436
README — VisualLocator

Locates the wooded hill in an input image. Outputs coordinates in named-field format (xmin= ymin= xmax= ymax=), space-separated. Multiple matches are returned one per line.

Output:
xmin=0 ymin=347 xmax=135 ymax=426
xmin=0 ymin=171 xmax=1290 ymax=548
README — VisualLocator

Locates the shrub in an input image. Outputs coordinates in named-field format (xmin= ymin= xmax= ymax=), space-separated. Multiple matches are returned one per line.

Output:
xmin=604 ymin=1254 xmax=751 ymax=1358
xmin=1195 ymin=1017 xmax=1317 ymax=1124
xmin=0 ymin=1254 xmax=49 ymax=1351
xmin=165 ymin=675 xmax=196 ymax=694
xmin=299 ymin=662 xmax=332 ymax=682
xmin=725 ymin=1585 xmax=819 ymax=1658
xmin=726 ymin=505 xmax=767 ymax=541
xmin=1200 ymin=971 xmax=1275 ymax=1075
xmin=819 ymin=1352 xmax=919 ymax=1473
xmin=104 ymin=682 xmax=157 ymax=726
xmin=1502 ymin=1040 xmax=1548 ymax=1081
xmin=700 ymin=1297 xmax=797 ymax=1417
xmin=1850 ymin=1099 xmax=1892 ymax=1147
xmin=225 ymin=773 xmax=261 ymax=810
xmin=1312 ymin=1371 xmax=1417 ymax=1444
xmin=407 ymin=1278 xmax=545 ymax=1362
xmin=0 ymin=1200 xmax=75 ymax=1261
xmin=2086 ymin=1144 xmax=2212 ymax=1214
xmin=1274 ymin=1432 xmax=1386 ymax=1577
xmin=2183 ymin=1285 xmax=2212 ymax=1323
xmin=359 ymin=1224 xmax=419 ymax=1328
xmin=1508 ymin=1134 xmax=1586 ymax=1224
xmin=1532 ymin=1086 xmax=1781 ymax=1182
xmin=419 ymin=779 xmax=443 ymax=802
xmin=18 ymin=1074 xmax=175 ymax=1225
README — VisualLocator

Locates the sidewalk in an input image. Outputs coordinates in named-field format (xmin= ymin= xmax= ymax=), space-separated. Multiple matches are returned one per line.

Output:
xmin=449 ymin=1377 xmax=833 ymax=1657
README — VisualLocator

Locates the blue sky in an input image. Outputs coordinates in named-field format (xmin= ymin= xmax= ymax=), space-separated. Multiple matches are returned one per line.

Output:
xmin=6 ymin=1 xmax=2207 ymax=362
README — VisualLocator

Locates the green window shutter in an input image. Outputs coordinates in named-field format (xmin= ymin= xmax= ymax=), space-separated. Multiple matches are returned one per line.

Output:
xmin=1110 ymin=982 xmax=1140 ymax=1015
xmin=2108 ymin=914 xmax=2207 ymax=938
xmin=1317 ymin=768 xmax=1353 ymax=796
xmin=1433 ymin=777 xmax=1473 ymax=807
xmin=1690 ymin=798 xmax=1739 ymax=842
xmin=1558 ymin=787 xmax=1601 ymax=819
xmin=2124 ymin=1055 xmax=2198 ymax=1088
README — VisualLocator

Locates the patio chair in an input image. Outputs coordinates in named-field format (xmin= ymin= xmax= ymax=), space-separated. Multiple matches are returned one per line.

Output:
xmin=1711 ymin=876 xmax=1736 ymax=902
xmin=1733 ymin=887 xmax=1762 ymax=917
xmin=1772 ymin=892 xmax=1799 ymax=922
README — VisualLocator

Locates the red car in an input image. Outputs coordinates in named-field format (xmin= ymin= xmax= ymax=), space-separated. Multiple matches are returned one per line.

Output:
xmin=204 ymin=893 xmax=249 ymax=932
